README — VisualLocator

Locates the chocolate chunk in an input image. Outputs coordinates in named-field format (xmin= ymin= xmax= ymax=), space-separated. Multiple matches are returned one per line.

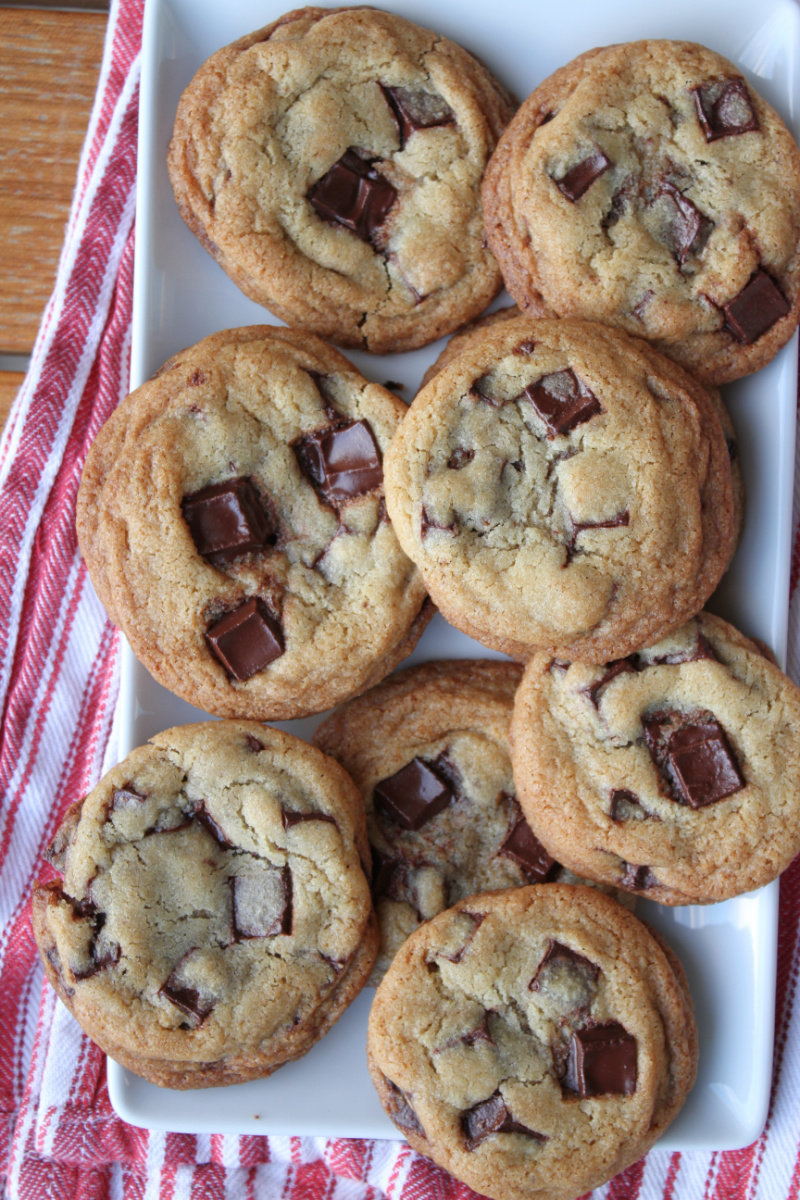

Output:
xmin=610 ymin=789 xmax=644 ymax=822
xmin=554 ymin=149 xmax=612 ymax=201
xmin=621 ymin=862 xmax=660 ymax=890
xmin=206 ymin=598 xmax=284 ymax=681
xmin=441 ymin=910 xmax=485 ymax=963
xmin=585 ymin=658 xmax=637 ymax=708
xmin=563 ymin=1023 xmax=637 ymax=1097
xmin=499 ymin=816 xmax=556 ymax=883
xmin=642 ymin=709 xmax=744 ymax=808
xmin=566 ymin=512 xmax=629 ymax=564
xmin=182 ymin=478 xmax=273 ymax=566
xmin=232 ymin=863 xmax=292 ymax=939
xmin=461 ymin=1091 xmax=546 ymax=1149
xmin=655 ymin=182 xmax=714 ymax=265
xmin=722 ymin=269 xmax=790 ymax=344
xmin=421 ymin=507 xmax=457 ymax=537
xmin=434 ymin=1012 xmax=495 ymax=1054
xmin=294 ymin=420 xmax=382 ymax=505
xmin=160 ymin=957 xmax=215 ymax=1025
xmin=649 ymin=633 xmax=717 ymax=665
xmin=381 ymin=84 xmax=455 ymax=148
xmin=448 ymin=447 xmax=474 ymax=469
xmin=110 ymin=784 xmax=148 ymax=811
xmin=372 ymin=852 xmax=415 ymax=903
xmin=307 ymin=149 xmax=397 ymax=247
xmin=693 ymin=78 xmax=759 ymax=141
xmin=385 ymin=1078 xmax=425 ymax=1137
xmin=185 ymin=799 xmax=233 ymax=849
xmin=529 ymin=940 xmax=600 ymax=992
xmin=72 ymin=937 xmax=121 ymax=981
xmin=470 ymin=374 xmax=503 ymax=406
xmin=519 ymin=368 xmax=603 ymax=437
xmin=245 ymin=734 xmax=264 ymax=752
xmin=282 ymin=807 xmax=336 ymax=830
xmin=374 ymin=758 xmax=453 ymax=830
xmin=514 ymin=338 xmax=537 ymax=355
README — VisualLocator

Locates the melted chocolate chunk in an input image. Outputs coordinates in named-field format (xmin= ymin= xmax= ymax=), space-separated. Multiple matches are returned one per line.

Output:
xmin=433 ymin=1012 xmax=495 ymax=1054
xmin=529 ymin=940 xmax=600 ymax=992
xmin=554 ymin=149 xmax=612 ymax=201
xmin=246 ymin=734 xmax=264 ymax=752
xmin=441 ymin=910 xmax=485 ymax=963
xmin=722 ymin=269 xmax=790 ymax=344
xmin=642 ymin=709 xmax=744 ymax=808
xmin=656 ymin=181 xmax=714 ymax=265
xmin=585 ymin=658 xmax=637 ymax=708
xmin=566 ymin=512 xmax=630 ymax=563
xmin=649 ymin=633 xmax=717 ymax=665
xmin=206 ymin=598 xmax=284 ymax=681
xmin=385 ymin=1078 xmax=425 ymax=1137
xmin=693 ymin=78 xmax=759 ymax=142
xmin=381 ymin=84 xmax=455 ymax=148
xmin=307 ymin=149 xmax=397 ymax=247
xmin=610 ymin=789 xmax=644 ymax=822
xmin=469 ymin=374 xmax=502 ymax=406
xmin=447 ymin=447 xmax=474 ymax=469
xmin=374 ymin=758 xmax=453 ymax=830
xmin=110 ymin=784 xmax=148 ymax=811
xmin=294 ymin=420 xmax=382 ymax=505
xmin=232 ymin=864 xmax=292 ymax=939
xmin=461 ymin=1091 xmax=546 ymax=1149
xmin=519 ymin=368 xmax=603 ymax=437
xmin=372 ymin=852 xmax=415 ymax=904
xmin=621 ymin=862 xmax=660 ymax=891
xmin=72 ymin=937 xmax=121 ymax=981
xmin=563 ymin=1022 xmax=637 ymax=1097
xmin=185 ymin=799 xmax=233 ymax=849
xmin=160 ymin=957 xmax=216 ymax=1025
xmin=182 ymin=478 xmax=273 ymax=566
xmin=499 ymin=816 xmax=557 ymax=883
xmin=282 ymin=807 xmax=337 ymax=830
xmin=420 ymin=508 xmax=457 ymax=537
xmin=515 ymin=338 xmax=537 ymax=355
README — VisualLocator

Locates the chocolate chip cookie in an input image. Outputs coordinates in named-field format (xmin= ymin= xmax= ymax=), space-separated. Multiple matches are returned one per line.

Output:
xmin=32 ymin=721 xmax=377 ymax=1089
xmin=315 ymin=659 xmax=628 ymax=980
xmin=482 ymin=40 xmax=800 ymax=383
xmin=76 ymin=325 xmax=430 ymax=721
xmin=383 ymin=314 xmax=735 ymax=662
xmin=367 ymin=884 xmax=697 ymax=1200
xmin=510 ymin=612 xmax=800 ymax=904
xmin=167 ymin=7 xmax=515 ymax=353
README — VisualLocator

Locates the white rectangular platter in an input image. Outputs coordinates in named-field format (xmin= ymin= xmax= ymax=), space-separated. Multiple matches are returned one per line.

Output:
xmin=108 ymin=0 xmax=800 ymax=1151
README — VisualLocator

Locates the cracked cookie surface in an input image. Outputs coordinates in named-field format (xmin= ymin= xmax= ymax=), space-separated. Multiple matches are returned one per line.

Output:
xmin=383 ymin=315 xmax=735 ymax=662
xmin=76 ymin=325 xmax=430 ymax=720
xmin=32 ymin=721 xmax=376 ymax=1088
xmin=510 ymin=612 xmax=800 ymax=904
xmin=167 ymin=6 xmax=515 ymax=353
xmin=367 ymin=885 xmax=697 ymax=1200
xmin=314 ymin=659 xmax=633 ymax=982
xmin=482 ymin=40 xmax=800 ymax=384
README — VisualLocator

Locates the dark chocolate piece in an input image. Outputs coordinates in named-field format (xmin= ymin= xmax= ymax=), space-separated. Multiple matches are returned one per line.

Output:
xmin=563 ymin=1022 xmax=637 ymax=1097
xmin=294 ymin=420 xmax=382 ymax=505
xmin=71 ymin=937 xmax=121 ymax=981
xmin=499 ymin=816 xmax=556 ymax=883
xmin=385 ymin=1078 xmax=425 ymax=1137
xmin=245 ymin=734 xmax=265 ymax=752
xmin=469 ymin=374 xmax=502 ymax=406
xmin=307 ymin=149 xmax=397 ymax=247
xmin=642 ymin=709 xmax=744 ymax=808
xmin=461 ymin=1091 xmax=546 ymax=1149
xmin=111 ymin=784 xmax=148 ymax=811
xmin=433 ymin=1012 xmax=495 ymax=1054
xmin=566 ymin=512 xmax=629 ymax=564
xmin=554 ymin=149 xmax=612 ymax=202
xmin=585 ymin=658 xmax=637 ymax=708
xmin=206 ymin=598 xmax=284 ymax=681
xmin=610 ymin=789 xmax=644 ymax=822
xmin=529 ymin=940 xmax=600 ymax=992
xmin=441 ymin=910 xmax=485 ymax=963
xmin=448 ymin=447 xmax=474 ymax=469
xmin=182 ymin=478 xmax=273 ymax=566
xmin=373 ymin=758 xmax=453 ymax=830
xmin=420 ymin=507 xmax=457 ymax=537
xmin=621 ymin=862 xmax=660 ymax=891
xmin=232 ymin=864 xmax=292 ymax=939
xmin=514 ymin=338 xmax=537 ymax=355
xmin=372 ymin=853 xmax=415 ymax=904
xmin=649 ymin=633 xmax=717 ymax=665
xmin=381 ymin=84 xmax=455 ymax=148
xmin=160 ymin=954 xmax=215 ymax=1025
xmin=722 ymin=269 xmax=790 ymax=344
xmin=693 ymin=78 xmax=759 ymax=142
xmin=282 ymin=807 xmax=337 ymax=830
xmin=519 ymin=368 xmax=603 ymax=437
xmin=656 ymin=181 xmax=714 ymax=265
xmin=185 ymin=799 xmax=233 ymax=849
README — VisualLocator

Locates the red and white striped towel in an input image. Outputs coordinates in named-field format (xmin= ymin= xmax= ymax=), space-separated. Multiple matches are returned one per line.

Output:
xmin=3 ymin=2 xmax=800 ymax=1196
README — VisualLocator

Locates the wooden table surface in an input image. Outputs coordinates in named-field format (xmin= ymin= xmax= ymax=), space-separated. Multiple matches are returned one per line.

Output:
xmin=0 ymin=3 xmax=108 ymax=427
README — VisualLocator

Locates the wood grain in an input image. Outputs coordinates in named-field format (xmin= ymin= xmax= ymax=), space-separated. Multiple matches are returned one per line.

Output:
xmin=0 ymin=8 xmax=107 ymax=355
xmin=0 ymin=371 xmax=24 ymax=429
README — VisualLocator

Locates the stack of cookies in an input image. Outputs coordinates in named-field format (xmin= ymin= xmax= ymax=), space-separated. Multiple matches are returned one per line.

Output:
xmin=32 ymin=9 xmax=800 ymax=1200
